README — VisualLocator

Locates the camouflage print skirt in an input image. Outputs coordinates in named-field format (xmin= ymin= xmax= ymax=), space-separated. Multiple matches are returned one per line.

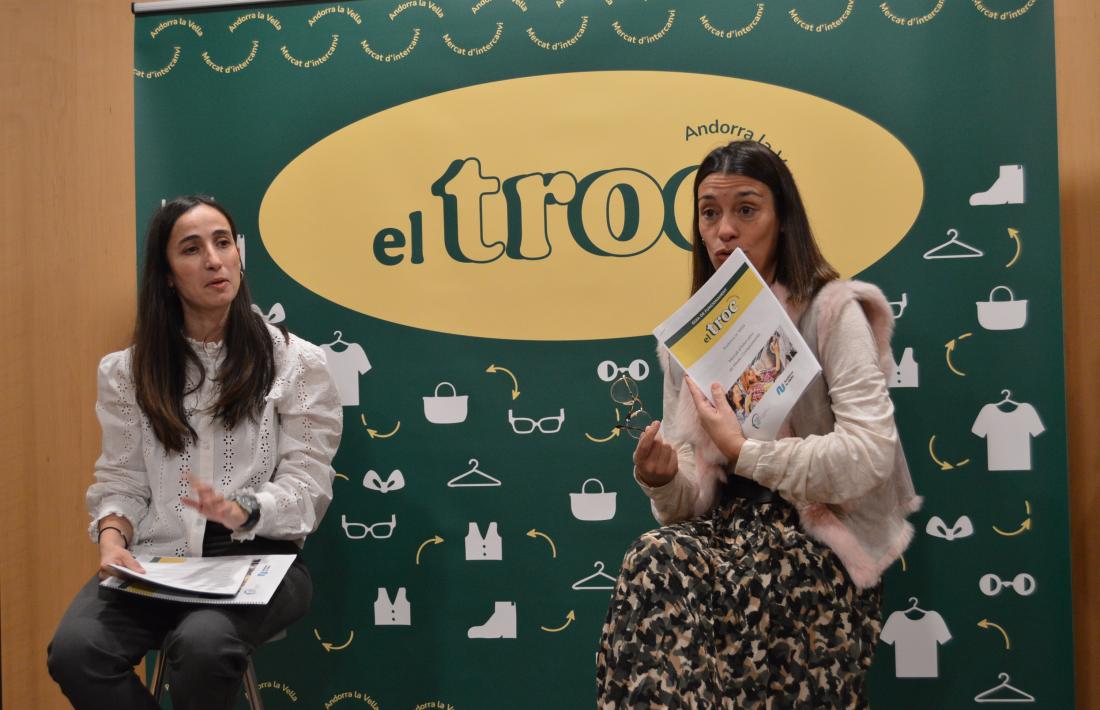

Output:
xmin=595 ymin=495 xmax=882 ymax=709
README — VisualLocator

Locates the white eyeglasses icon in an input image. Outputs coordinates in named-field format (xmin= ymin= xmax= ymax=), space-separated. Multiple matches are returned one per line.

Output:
xmin=979 ymin=572 xmax=1036 ymax=597
xmin=597 ymin=359 xmax=650 ymax=382
xmin=341 ymin=513 xmax=396 ymax=540
xmin=508 ymin=408 xmax=565 ymax=434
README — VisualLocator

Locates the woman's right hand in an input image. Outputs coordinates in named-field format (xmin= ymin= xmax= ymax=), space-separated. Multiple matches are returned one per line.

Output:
xmin=633 ymin=421 xmax=678 ymax=487
xmin=97 ymin=531 xmax=145 ymax=580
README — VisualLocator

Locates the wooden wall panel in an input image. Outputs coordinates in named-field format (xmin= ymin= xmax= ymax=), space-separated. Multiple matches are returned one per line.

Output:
xmin=0 ymin=1 xmax=135 ymax=707
xmin=0 ymin=1 xmax=1095 ymax=708
xmin=1054 ymin=2 xmax=1100 ymax=708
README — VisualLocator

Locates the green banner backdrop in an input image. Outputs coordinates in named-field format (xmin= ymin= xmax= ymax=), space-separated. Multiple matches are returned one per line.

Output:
xmin=134 ymin=1 xmax=1074 ymax=706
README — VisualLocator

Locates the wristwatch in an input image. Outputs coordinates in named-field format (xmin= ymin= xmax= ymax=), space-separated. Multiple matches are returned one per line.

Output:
xmin=229 ymin=492 xmax=261 ymax=531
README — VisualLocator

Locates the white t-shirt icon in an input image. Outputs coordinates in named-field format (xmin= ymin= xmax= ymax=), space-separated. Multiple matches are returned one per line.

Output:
xmin=322 ymin=342 xmax=371 ymax=407
xmin=971 ymin=402 xmax=1044 ymax=471
xmin=880 ymin=609 xmax=952 ymax=678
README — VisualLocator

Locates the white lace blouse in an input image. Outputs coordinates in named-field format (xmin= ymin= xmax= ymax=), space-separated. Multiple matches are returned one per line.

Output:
xmin=86 ymin=325 xmax=343 ymax=557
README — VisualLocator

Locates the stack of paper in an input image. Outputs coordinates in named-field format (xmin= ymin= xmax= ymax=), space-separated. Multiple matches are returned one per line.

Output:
xmin=102 ymin=554 xmax=296 ymax=605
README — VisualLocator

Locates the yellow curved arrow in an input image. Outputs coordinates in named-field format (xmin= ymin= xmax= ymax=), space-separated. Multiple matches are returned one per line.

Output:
xmin=993 ymin=500 xmax=1032 ymax=537
xmin=526 ymin=528 xmax=557 ymax=558
xmin=333 ymin=472 xmax=349 ymax=481
xmin=928 ymin=435 xmax=954 ymax=470
xmin=1006 ymin=228 xmax=1022 ymax=268
xmin=944 ymin=333 xmax=972 ymax=377
xmin=928 ymin=435 xmax=970 ymax=471
xmin=540 ymin=610 xmax=576 ymax=633
xmin=486 ymin=364 xmax=520 ymax=399
xmin=977 ymin=619 xmax=1011 ymax=650
xmin=313 ymin=628 xmax=354 ymax=652
xmin=899 ymin=553 xmax=907 ymax=572
xmin=585 ymin=409 xmax=621 ymax=443
xmin=585 ymin=428 xmax=620 ymax=443
xmin=415 ymin=535 xmax=444 ymax=565
xmin=360 ymin=414 xmax=400 ymax=439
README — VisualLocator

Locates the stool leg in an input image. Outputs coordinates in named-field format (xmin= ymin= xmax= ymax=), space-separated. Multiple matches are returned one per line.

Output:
xmin=150 ymin=651 xmax=168 ymax=704
xmin=243 ymin=657 xmax=265 ymax=710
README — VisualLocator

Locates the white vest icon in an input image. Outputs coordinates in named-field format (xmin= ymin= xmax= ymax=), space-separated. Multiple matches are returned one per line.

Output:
xmin=373 ymin=587 xmax=411 ymax=626
xmin=465 ymin=522 xmax=503 ymax=560
xmin=889 ymin=348 xmax=919 ymax=388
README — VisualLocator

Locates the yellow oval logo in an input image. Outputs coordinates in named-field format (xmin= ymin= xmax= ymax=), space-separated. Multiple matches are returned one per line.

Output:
xmin=260 ymin=71 xmax=922 ymax=340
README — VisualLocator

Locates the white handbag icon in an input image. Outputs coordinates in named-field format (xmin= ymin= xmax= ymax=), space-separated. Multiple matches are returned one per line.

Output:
xmin=570 ymin=478 xmax=617 ymax=521
xmin=976 ymin=286 xmax=1028 ymax=331
xmin=423 ymin=382 xmax=468 ymax=424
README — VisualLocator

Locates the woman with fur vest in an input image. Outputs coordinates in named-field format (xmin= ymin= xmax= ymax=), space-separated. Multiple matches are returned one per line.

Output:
xmin=596 ymin=141 xmax=920 ymax=708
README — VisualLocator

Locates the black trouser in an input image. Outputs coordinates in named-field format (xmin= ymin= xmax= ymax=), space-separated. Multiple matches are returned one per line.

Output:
xmin=47 ymin=523 xmax=310 ymax=710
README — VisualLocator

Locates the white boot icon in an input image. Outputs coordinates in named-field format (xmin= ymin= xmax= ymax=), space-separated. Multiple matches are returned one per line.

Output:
xmin=969 ymin=164 xmax=1025 ymax=205
xmin=467 ymin=601 xmax=517 ymax=639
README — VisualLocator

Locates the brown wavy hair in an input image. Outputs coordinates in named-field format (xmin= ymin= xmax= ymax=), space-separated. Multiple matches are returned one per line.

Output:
xmin=131 ymin=196 xmax=280 ymax=453
xmin=690 ymin=141 xmax=839 ymax=303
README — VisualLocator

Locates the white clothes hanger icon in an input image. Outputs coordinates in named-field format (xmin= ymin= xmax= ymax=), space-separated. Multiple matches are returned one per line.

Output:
xmin=923 ymin=228 xmax=984 ymax=259
xmin=902 ymin=596 xmax=927 ymax=617
xmin=974 ymin=673 xmax=1036 ymax=703
xmin=572 ymin=561 xmax=617 ymax=590
xmin=323 ymin=330 xmax=351 ymax=352
xmin=995 ymin=389 xmax=1020 ymax=408
xmin=447 ymin=458 xmax=501 ymax=488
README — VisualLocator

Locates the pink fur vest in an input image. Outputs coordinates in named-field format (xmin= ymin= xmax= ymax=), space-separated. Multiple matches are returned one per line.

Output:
xmin=658 ymin=279 xmax=920 ymax=588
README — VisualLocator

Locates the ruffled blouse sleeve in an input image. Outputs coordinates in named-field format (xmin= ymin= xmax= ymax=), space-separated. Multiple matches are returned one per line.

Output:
xmin=85 ymin=350 xmax=151 ymax=541
xmin=234 ymin=335 xmax=343 ymax=541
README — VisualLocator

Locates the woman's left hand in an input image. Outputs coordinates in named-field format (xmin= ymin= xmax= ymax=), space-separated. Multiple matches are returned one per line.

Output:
xmin=686 ymin=378 xmax=747 ymax=463
xmin=181 ymin=472 xmax=248 ymax=529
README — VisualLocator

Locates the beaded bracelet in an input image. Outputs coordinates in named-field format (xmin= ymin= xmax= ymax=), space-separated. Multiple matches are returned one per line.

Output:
xmin=97 ymin=525 xmax=130 ymax=549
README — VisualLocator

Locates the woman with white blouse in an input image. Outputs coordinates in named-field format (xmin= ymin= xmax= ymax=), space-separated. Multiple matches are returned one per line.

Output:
xmin=47 ymin=196 xmax=343 ymax=709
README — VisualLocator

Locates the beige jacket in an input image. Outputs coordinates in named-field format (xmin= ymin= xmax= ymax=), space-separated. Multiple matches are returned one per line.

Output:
xmin=637 ymin=279 xmax=920 ymax=589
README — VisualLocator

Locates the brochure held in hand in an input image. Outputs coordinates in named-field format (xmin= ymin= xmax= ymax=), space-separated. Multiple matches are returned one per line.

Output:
xmin=652 ymin=247 xmax=821 ymax=440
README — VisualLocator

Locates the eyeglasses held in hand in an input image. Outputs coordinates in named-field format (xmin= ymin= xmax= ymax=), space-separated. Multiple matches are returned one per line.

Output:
xmin=609 ymin=374 xmax=652 ymax=439
xmin=341 ymin=513 xmax=397 ymax=540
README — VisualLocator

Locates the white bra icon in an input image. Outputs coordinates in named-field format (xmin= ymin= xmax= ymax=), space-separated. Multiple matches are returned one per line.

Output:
xmin=363 ymin=469 xmax=405 ymax=494
xmin=925 ymin=515 xmax=974 ymax=541
xmin=250 ymin=302 xmax=286 ymax=324
xmin=373 ymin=587 xmax=411 ymax=626
xmin=465 ymin=522 xmax=503 ymax=560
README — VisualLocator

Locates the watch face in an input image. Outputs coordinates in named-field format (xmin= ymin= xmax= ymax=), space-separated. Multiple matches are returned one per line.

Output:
xmin=233 ymin=493 xmax=258 ymax=514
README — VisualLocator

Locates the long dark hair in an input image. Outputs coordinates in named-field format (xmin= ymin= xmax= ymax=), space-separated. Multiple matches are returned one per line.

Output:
xmin=690 ymin=141 xmax=839 ymax=303
xmin=131 ymin=195 xmax=278 ymax=453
